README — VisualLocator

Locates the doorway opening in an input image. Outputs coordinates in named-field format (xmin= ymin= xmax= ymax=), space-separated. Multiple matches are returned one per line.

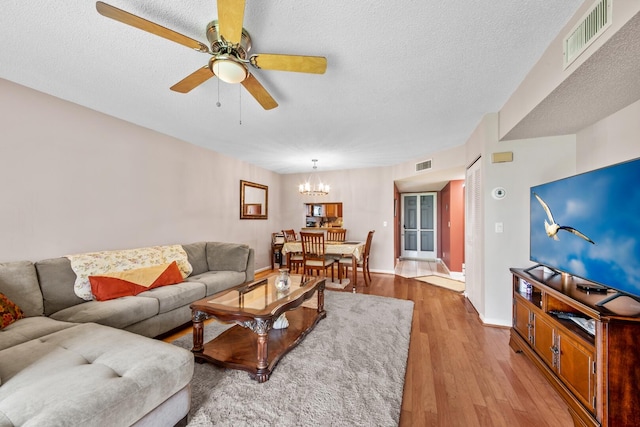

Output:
xmin=401 ymin=193 xmax=437 ymax=260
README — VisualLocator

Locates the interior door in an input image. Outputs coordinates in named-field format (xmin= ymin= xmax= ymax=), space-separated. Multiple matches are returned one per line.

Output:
xmin=465 ymin=157 xmax=482 ymax=306
xmin=401 ymin=193 xmax=437 ymax=259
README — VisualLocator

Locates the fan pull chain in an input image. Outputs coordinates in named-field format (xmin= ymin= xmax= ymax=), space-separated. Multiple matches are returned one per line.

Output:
xmin=239 ymin=84 xmax=242 ymax=125
xmin=216 ymin=77 xmax=221 ymax=107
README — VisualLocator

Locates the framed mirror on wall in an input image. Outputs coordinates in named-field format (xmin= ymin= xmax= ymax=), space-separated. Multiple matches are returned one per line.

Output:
xmin=240 ymin=180 xmax=268 ymax=219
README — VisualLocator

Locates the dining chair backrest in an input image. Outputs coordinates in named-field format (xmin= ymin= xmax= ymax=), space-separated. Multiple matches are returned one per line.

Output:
xmin=363 ymin=230 xmax=375 ymax=259
xmin=326 ymin=228 xmax=347 ymax=242
xmin=300 ymin=232 xmax=335 ymax=279
xmin=272 ymin=232 xmax=285 ymax=245
xmin=300 ymin=232 xmax=327 ymax=261
xmin=282 ymin=229 xmax=298 ymax=242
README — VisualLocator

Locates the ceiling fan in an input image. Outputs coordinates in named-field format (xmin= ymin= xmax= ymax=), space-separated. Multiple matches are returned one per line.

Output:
xmin=96 ymin=1 xmax=327 ymax=110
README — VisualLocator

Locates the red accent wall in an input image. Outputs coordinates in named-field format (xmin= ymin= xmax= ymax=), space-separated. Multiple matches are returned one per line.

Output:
xmin=439 ymin=186 xmax=450 ymax=266
xmin=439 ymin=180 xmax=465 ymax=272
xmin=394 ymin=183 xmax=401 ymax=263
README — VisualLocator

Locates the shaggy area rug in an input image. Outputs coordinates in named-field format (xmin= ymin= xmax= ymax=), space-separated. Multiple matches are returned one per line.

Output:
xmin=171 ymin=291 xmax=414 ymax=426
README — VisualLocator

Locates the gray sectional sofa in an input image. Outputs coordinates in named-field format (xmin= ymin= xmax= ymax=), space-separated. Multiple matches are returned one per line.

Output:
xmin=0 ymin=241 xmax=255 ymax=427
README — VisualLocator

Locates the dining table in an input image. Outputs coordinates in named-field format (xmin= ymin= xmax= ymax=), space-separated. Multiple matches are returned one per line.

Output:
xmin=281 ymin=240 xmax=365 ymax=288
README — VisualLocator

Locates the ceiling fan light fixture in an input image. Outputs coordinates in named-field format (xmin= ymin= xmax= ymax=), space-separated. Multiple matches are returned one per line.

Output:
xmin=211 ymin=56 xmax=248 ymax=84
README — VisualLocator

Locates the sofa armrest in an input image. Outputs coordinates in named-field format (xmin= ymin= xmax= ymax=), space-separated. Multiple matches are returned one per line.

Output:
xmin=245 ymin=248 xmax=255 ymax=282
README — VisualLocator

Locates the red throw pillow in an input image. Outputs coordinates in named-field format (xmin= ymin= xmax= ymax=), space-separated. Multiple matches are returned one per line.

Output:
xmin=89 ymin=261 xmax=184 ymax=301
xmin=1 ymin=292 xmax=25 ymax=329
xmin=143 ymin=261 xmax=185 ymax=291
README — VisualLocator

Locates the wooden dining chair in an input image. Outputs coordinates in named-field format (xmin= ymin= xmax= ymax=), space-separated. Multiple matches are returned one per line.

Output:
xmin=282 ymin=229 xmax=298 ymax=242
xmin=281 ymin=229 xmax=303 ymax=272
xmin=326 ymin=228 xmax=347 ymax=242
xmin=271 ymin=232 xmax=285 ymax=270
xmin=339 ymin=230 xmax=374 ymax=286
xmin=300 ymin=232 xmax=335 ymax=280
xmin=326 ymin=228 xmax=347 ymax=278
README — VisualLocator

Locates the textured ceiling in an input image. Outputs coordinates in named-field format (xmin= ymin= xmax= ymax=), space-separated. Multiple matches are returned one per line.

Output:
xmin=502 ymin=10 xmax=640 ymax=141
xmin=1 ymin=1 xmax=583 ymax=174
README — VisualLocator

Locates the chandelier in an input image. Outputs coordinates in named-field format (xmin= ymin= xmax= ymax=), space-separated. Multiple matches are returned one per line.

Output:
xmin=299 ymin=159 xmax=330 ymax=196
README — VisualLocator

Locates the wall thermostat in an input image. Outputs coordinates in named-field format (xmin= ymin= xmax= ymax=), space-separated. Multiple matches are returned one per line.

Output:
xmin=492 ymin=187 xmax=506 ymax=200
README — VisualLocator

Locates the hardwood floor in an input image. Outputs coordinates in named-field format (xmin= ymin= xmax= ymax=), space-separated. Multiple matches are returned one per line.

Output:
xmin=166 ymin=269 xmax=574 ymax=426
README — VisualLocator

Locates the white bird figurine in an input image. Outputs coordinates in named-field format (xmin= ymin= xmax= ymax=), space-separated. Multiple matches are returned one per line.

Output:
xmin=534 ymin=193 xmax=595 ymax=244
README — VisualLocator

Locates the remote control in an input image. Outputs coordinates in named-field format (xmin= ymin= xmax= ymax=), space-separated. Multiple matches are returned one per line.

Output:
xmin=549 ymin=310 xmax=577 ymax=319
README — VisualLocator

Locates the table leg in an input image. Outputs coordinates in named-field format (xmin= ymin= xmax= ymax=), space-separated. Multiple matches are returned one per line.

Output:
xmin=246 ymin=318 xmax=271 ymax=383
xmin=352 ymin=255 xmax=357 ymax=292
xmin=318 ymin=282 xmax=325 ymax=314
xmin=255 ymin=332 xmax=269 ymax=382
xmin=271 ymin=248 xmax=275 ymax=270
xmin=192 ymin=310 xmax=207 ymax=353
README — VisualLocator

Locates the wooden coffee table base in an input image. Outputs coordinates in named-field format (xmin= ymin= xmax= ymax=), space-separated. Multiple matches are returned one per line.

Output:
xmin=192 ymin=306 xmax=326 ymax=382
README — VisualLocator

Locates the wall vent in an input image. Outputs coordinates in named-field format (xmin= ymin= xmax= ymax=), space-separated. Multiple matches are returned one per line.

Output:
xmin=563 ymin=0 xmax=612 ymax=69
xmin=415 ymin=159 xmax=432 ymax=172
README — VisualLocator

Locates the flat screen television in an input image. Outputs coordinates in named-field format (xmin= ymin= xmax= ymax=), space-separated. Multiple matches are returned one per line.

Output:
xmin=529 ymin=157 xmax=640 ymax=303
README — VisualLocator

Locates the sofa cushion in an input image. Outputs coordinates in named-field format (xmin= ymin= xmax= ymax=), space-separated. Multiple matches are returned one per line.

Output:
xmin=187 ymin=271 xmax=247 ymax=296
xmin=182 ymin=242 xmax=208 ymax=276
xmin=50 ymin=296 xmax=159 ymax=329
xmin=137 ymin=281 xmax=206 ymax=314
xmin=89 ymin=262 xmax=184 ymax=301
xmin=0 ymin=260 xmax=43 ymax=317
xmin=206 ymin=242 xmax=250 ymax=272
xmin=0 ymin=317 xmax=76 ymax=351
xmin=0 ymin=293 xmax=24 ymax=329
xmin=0 ymin=323 xmax=194 ymax=427
xmin=35 ymin=257 xmax=85 ymax=317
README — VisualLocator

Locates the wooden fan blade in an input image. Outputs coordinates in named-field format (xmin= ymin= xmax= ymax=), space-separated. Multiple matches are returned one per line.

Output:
xmin=251 ymin=54 xmax=327 ymax=74
xmin=217 ymin=0 xmax=245 ymax=45
xmin=96 ymin=1 xmax=209 ymax=53
xmin=170 ymin=66 xmax=214 ymax=93
xmin=241 ymin=74 xmax=278 ymax=110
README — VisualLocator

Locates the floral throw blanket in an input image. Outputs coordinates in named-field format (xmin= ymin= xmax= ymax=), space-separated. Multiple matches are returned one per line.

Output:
xmin=66 ymin=245 xmax=193 ymax=300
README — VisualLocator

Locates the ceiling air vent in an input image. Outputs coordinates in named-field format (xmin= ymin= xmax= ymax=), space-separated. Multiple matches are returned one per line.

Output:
xmin=415 ymin=159 xmax=432 ymax=172
xmin=563 ymin=0 xmax=612 ymax=69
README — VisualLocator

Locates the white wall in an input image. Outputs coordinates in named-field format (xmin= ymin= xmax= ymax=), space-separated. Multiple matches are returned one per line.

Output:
xmin=465 ymin=113 xmax=577 ymax=325
xmin=576 ymin=98 xmax=640 ymax=171
xmin=0 ymin=79 xmax=280 ymax=269
xmin=477 ymin=93 xmax=640 ymax=327
xmin=391 ymin=144 xmax=467 ymax=187
xmin=277 ymin=144 xmax=471 ymax=275
xmin=487 ymin=2 xmax=640 ymax=326
xmin=280 ymin=167 xmax=396 ymax=274
xmin=0 ymin=77 xmax=458 ymax=277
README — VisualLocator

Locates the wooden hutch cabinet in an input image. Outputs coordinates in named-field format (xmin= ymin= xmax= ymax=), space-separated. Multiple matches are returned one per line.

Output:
xmin=510 ymin=267 xmax=640 ymax=427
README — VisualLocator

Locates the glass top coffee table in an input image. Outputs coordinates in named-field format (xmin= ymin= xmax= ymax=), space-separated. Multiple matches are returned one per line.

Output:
xmin=189 ymin=274 xmax=326 ymax=382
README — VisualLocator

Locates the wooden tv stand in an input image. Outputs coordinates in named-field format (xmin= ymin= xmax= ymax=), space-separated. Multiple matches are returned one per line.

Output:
xmin=509 ymin=267 xmax=640 ymax=427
